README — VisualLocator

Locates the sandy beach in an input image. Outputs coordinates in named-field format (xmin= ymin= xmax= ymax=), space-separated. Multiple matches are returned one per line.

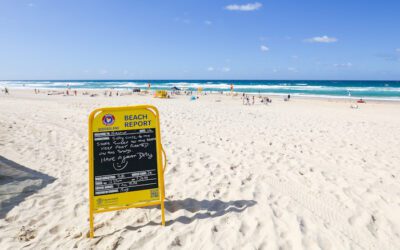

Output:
xmin=1 ymin=89 xmax=400 ymax=249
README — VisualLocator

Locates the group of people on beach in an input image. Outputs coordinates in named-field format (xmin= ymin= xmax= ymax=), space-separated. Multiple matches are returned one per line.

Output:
xmin=104 ymin=90 xmax=119 ymax=97
xmin=242 ymin=94 xmax=255 ymax=105
xmin=261 ymin=96 xmax=272 ymax=104
xmin=242 ymin=93 xmax=275 ymax=105
xmin=22 ymin=86 xmax=296 ymax=107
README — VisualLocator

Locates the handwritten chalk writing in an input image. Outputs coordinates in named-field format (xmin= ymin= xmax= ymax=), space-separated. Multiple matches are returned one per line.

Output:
xmin=137 ymin=152 xmax=153 ymax=160
xmin=112 ymin=140 xmax=128 ymax=146
xmin=117 ymin=149 xmax=132 ymax=154
xmin=97 ymin=141 xmax=110 ymax=146
xmin=130 ymin=143 xmax=149 ymax=148
xmin=93 ymin=128 xmax=158 ymax=196
xmin=101 ymin=157 xmax=115 ymax=163
xmin=113 ymin=162 xmax=128 ymax=171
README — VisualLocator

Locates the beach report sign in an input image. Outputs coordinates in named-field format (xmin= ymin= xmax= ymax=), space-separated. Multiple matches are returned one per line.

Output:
xmin=88 ymin=105 xmax=166 ymax=238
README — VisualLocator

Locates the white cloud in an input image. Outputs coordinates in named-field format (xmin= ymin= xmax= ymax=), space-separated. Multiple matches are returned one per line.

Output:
xmin=288 ymin=67 xmax=298 ymax=72
xmin=272 ymin=69 xmax=278 ymax=73
xmin=221 ymin=67 xmax=231 ymax=72
xmin=28 ymin=3 xmax=34 ymax=7
xmin=334 ymin=62 xmax=352 ymax=68
xmin=225 ymin=2 xmax=262 ymax=11
xmin=396 ymin=48 xmax=400 ymax=53
xmin=204 ymin=20 xmax=212 ymax=25
xmin=260 ymin=45 xmax=269 ymax=52
xmin=305 ymin=35 xmax=338 ymax=43
xmin=207 ymin=67 xmax=214 ymax=71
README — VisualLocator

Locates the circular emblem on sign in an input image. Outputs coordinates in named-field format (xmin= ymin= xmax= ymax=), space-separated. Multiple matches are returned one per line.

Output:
xmin=102 ymin=114 xmax=115 ymax=126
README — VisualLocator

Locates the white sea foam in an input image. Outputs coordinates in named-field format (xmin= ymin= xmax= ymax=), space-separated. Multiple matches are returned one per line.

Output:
xmin=119 ymin=83 xmax=149 ymax=88
xmin=51 ymin=82 xmax=84 ymax=86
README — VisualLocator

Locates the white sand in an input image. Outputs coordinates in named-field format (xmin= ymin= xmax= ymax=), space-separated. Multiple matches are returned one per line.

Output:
xmin=1 ymin=89 xmax=400 ymax=249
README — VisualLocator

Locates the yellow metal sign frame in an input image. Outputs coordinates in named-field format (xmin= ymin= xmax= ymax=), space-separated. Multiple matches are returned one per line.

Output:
xmin=88 ymin=105 xmax=166 ymax=238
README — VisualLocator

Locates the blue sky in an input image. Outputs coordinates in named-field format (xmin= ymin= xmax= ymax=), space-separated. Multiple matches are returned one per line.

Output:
xmin=0 ymin=0 xmax=399 ymax=80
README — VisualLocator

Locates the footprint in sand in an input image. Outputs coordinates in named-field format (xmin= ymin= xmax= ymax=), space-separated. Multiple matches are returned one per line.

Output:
xmin=17 ymin=226 xmax=37 ymax=242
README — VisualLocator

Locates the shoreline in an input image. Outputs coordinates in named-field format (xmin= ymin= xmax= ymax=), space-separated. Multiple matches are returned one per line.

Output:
xmin=3 ymin=88 xmax=400 ymax=104
xmin=2 ymin=79 xmax=400 ymax=102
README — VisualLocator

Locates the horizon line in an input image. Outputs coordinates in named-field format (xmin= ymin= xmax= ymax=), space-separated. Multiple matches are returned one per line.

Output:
xmin=2 ymin=79 xmax=400 ymax=82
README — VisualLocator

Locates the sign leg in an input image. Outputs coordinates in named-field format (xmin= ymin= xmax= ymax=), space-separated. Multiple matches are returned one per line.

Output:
xmin=89 ymin=212 xmax=94 ymax=238
xmin=161 ymin=202 xmax=165 ymax=226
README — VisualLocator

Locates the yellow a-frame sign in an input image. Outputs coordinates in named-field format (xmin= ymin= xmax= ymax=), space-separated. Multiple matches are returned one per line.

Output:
xmin=88 ymin=105 xmax=166 ymax=238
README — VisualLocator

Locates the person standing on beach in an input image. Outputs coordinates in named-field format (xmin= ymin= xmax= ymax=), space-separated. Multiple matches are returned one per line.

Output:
xmin=242 ymin=94 xmax=247 ymax=105
xmin=252 ymin=96 xmax=255 ymax=105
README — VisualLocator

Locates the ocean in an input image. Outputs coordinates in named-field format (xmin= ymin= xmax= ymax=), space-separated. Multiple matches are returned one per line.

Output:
xmin=1 ymin=80 xmax=400 ymax=100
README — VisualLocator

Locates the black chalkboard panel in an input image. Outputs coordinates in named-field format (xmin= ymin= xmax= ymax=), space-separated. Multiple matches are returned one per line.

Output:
xmin=93 ymin=128 xmax=158 ymax=196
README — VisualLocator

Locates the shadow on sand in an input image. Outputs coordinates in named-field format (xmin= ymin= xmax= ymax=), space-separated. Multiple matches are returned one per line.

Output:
xmin=0 ymin=155 xmax=56 ymax=219
xmin=124 ymin=198 xmax=256 ymax=231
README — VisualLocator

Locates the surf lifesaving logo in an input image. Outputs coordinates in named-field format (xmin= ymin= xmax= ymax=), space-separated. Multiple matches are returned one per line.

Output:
xmin=102 ymin=114 xmax=115 ymax=126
